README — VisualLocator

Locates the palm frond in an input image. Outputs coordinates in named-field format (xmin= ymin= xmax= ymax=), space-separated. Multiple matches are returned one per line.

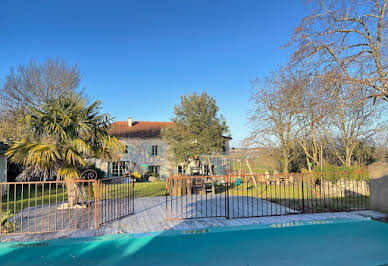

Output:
xmin=64 ymin=147 xmax=86 ymax=166
xmin=10 ymin=92 xmax=119 ymax=181
xmin=57 ymin=165 xmax=80 ymax=181
xmin=16 ymin=165 xmax=58 ymax=181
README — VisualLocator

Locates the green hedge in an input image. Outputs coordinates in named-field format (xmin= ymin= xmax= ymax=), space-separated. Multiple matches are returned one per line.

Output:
xmin=311 ymin=165 xmax=368 ymax=182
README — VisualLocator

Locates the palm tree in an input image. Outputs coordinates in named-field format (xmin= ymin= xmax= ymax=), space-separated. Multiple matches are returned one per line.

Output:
xmin=6 ymin=93 xmax=123 ymax=206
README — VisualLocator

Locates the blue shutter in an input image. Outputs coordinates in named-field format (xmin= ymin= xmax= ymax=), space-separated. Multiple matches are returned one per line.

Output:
xmin=158 ymin=145 xmax=163 ymax=156
xmin=147 ymin=145 xmax=152 ymax=156
xmin=128 ymin=145 xmax=134 ymax=155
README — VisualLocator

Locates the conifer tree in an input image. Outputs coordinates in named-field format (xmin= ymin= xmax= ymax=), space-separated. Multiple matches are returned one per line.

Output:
xmin=162 ymin=92 xmax=229 ymax=165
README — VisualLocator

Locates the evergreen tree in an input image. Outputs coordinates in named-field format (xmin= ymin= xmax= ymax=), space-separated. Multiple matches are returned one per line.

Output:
xmin=162 ymin=92 xmax=229 ymax=164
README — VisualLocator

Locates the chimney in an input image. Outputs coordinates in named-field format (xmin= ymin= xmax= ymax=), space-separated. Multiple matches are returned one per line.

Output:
xmin=128 ymin=117 xmax=133 ymax=127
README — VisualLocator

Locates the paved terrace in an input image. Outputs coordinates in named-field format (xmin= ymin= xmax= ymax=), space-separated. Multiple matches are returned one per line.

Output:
xmin=0 ymin=196 xmax=385 ymax=243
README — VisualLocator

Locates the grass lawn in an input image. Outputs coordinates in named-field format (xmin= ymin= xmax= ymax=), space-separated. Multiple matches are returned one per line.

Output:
xmin=231 ymin=158 xmax=267 ymax=174
xmin=133 ymin=181 xmax=166 ymax=197
xmin=98 ymin=181 xmax=166 ymax=200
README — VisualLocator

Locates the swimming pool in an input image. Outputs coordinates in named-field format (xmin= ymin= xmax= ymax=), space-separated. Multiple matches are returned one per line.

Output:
xmin=0 ymin=219 xmax=387 ymax=265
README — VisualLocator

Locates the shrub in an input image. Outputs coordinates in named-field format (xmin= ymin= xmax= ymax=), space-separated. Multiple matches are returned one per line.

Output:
xmin=1 ymin=210 xmax=15 ymax=234
xmin=312 ymin=165 xmax=368 ymax=182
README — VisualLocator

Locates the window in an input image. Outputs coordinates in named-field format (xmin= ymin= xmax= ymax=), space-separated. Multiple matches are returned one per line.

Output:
xmin=112 ymin=162 xmax=119 ymax=177
xmin=124 ymin=145 xmax=129 ymax=154
xmin=112 ymin=161 xmax=132 ymax=177
xmin=148 ymin=165 xmax=160 ymax=176
xmin=178 ymin=166 xmax=184 ymax=175
xmin=151 ymin=145 xmax=158 ymax=156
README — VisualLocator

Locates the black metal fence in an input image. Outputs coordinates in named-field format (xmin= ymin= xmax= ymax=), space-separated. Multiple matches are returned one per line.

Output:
xmin=165 ymin=176 xmax=228 ymax=220
xmin=165 ymin=172 xmax=369 ymax=220
xmin=96 ymin=176 xmax=135 ymax=225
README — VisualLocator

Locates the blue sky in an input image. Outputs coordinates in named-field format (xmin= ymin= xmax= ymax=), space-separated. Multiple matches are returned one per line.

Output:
xmin=1 ymin=0 xmax=310 ymax=147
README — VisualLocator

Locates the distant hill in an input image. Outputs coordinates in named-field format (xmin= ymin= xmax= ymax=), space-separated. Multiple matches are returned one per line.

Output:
xmin=230 ymin=147 xmax=277 ymax=156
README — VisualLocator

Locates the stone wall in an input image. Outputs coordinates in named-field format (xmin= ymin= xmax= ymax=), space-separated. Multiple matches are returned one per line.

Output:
xmin=95 ymin=137 xmax=231 ymax=179
xmin=368 ymin=162 xmax=388 ymax=214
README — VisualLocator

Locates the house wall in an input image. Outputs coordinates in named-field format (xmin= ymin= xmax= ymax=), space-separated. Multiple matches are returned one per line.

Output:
xmin=95 ymin=138 xmax=231 ymax=179
xmin=95 ymin=138 xmax=172 ymax=179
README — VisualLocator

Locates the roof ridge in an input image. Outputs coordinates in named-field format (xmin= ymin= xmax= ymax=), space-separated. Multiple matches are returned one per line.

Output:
xmin=113 ymin=121 xmax=172 ymax=123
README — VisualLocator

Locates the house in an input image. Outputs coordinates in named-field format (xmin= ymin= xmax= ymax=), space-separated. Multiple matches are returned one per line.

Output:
xmin=96 ymin=118 xmax=173 ymax=179
xmin=0 ymin=142 xmax=8 ymax=183
xmin=96 ymin=117 xmax=231 ymax=179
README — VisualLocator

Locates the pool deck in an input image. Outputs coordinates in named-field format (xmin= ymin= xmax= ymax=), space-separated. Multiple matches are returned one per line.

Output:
xmin=0 ymin=196 xmax=386 ymax=243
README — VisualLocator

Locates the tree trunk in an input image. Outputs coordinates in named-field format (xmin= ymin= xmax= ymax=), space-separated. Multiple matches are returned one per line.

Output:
xmin=282 ymin=151 xmax=289 ymax=174
xmin=65 ymin=181 xmax=86 ymax=207
xmin=345 ymin=147 xmax=352 ymax=167
xmin=65 ymin=181 xmax=78 ymax=207
xmin=306 ymin=157 xmax=312 ymax=172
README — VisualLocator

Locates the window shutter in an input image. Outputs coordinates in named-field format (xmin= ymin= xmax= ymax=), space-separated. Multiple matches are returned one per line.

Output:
xmin=128 ymin=145 xmax=134 ymax=155
xmin=147 ymin=145 xmax=152 ymax=156
xmin=158 ymin=145 xmax=163 ymax=155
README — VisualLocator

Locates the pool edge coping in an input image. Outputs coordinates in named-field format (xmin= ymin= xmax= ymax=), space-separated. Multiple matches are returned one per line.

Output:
xmin=1 ymin=217 xmax=376 ymax=248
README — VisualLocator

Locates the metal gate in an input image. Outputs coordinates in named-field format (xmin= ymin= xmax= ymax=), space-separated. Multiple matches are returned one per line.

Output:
xmin=96 ymin=176 xmax=135 ymax=225
xmin=165 ymin=173 xmax=369 ymax=220
xmin=0 ymin=176 xmax=135 ymax=235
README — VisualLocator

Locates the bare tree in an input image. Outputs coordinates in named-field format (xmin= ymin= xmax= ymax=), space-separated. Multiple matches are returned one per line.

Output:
xmin=290 ymin=0 xmax=388 ymax=100
xmin=293 ymin=73 xmax=330 ymax=171
xmin=248 ymin=67 xmax=299 ymax=173
xmin=0 ymin=58 xmax=82 ymax=143
xmin=323 ymin=77 xmax=385 ymax=166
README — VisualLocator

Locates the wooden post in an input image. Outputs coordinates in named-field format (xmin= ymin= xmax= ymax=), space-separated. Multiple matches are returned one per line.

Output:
xmin=245 ymin=158 xmax=257 ymax=188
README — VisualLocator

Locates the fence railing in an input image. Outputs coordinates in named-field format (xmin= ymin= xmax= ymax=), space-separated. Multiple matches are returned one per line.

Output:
xmin=0 ymin=176 xmax=135 ymax=235
xmin=96 ymin=176 xmax=135 ymax=225
xmin=165 ymin=172 xmax=369 ymax=220
xmin=165 ymin=176 xmax=228 ymax=220
xmin=0 ymin=180 xmax=97 ymax=235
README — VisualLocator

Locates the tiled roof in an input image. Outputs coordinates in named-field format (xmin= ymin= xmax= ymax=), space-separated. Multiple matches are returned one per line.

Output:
xmin=109 ymin=121 xmax=173 ymax=139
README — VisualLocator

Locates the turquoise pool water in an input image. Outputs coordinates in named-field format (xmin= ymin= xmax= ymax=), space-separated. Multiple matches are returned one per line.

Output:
xmin=1 ymin=219 xmax=388 ymax=265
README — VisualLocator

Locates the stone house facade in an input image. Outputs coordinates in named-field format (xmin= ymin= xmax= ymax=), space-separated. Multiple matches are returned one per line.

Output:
xmin=96 ymin=118 xmax=173 ymax=179
xmin=96 ymin=118 xmax=231 ymax=179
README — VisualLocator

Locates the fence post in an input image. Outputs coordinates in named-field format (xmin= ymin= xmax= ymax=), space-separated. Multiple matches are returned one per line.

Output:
xmin=165 ymin=177 xmax=168 ymax=220
xmin=132 ymin=177 xmax=135 ymax=214
xmin=301 ymin=175 xmax=305 ymax=213
xmin=94 ymin=180 xmax=99 ymax=228
xmin=226 ymin=176 xmax=229 ymax=219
